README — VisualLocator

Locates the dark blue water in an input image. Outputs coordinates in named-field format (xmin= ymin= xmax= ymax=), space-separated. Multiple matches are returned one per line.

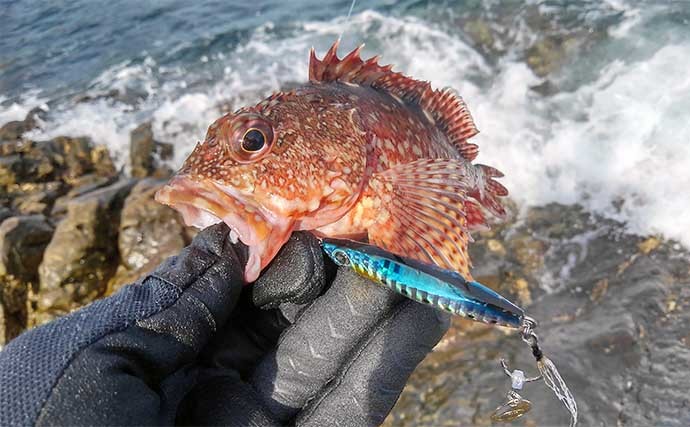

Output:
xmin=1 ymin=0 xmax=689 ymax=247
xmin=0 ymin=0 xmax=405 ymax=98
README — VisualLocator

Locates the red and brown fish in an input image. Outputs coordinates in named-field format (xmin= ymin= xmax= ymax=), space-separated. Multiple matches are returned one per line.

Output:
xmin=155 ymin=41 xmax=508 ymax=282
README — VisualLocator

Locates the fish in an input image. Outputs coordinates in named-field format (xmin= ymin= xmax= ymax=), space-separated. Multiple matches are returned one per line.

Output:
xmin=155 ymin=40 xmax=508 ymax=282
xmin=321 ymin=238 xmax=524 ymax=328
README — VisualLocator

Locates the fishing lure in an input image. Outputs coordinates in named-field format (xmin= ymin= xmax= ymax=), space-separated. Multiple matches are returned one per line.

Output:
xmin=322 ymin=238 xmax=578 ymax=427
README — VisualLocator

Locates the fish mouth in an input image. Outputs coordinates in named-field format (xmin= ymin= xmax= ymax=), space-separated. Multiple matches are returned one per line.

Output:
xmin=155 ymin=175 xmax=294 ymax=282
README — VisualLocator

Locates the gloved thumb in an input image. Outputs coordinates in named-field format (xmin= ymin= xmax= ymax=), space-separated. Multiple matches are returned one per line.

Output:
xmin=252 ymin=231 xmax=326 ymax=313
xmin=143 ymin=222 xmax=248 ymax=345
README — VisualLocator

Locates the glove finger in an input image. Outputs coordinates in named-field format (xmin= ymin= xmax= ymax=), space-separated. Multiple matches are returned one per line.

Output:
xmin=177 ymin=369 xmax=279 ymax=427
xmin=150 ymin=222 xmax=247 ymax=328
xmin=296 ymin=301 xmax=450 ymax=426
xmin=134 ymin=222 xmax=246 ymax=363
xmin=252 ymin=231 xmax=326 ymax=311
xmin=198 ymin=287 xmax=290 ymax=377
xmin=197 ymin=231 xmax=325 ymax=375
xmin=251 ymin=267 xmax=404 ymax=422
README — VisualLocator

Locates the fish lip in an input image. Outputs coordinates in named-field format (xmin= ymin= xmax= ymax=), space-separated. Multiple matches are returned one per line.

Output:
xmin=154 ymin=175 xmax=293 ymax=282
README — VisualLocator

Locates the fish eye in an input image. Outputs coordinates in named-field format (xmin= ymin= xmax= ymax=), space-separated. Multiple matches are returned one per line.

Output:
xmin=241 ymin=128 xmax=266 ymax=152
xmin=222 ymin=113 xmax=274 ymax=163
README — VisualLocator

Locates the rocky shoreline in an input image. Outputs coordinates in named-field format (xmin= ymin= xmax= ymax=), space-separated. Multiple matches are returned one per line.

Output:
xmin=1 ymin=112 xmax=688 ymax=425
xmin=0 ymin=112 xmax=195 ymax=339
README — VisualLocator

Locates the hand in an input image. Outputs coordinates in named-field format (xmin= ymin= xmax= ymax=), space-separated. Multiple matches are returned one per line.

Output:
xmin=0 ymin=223 xmax=450 ymax=426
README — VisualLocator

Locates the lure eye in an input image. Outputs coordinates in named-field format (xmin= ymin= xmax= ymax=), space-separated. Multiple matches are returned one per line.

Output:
xmin=241 ymin=128 xmax=266 ymax=152
xmin=331 ymin=249 xmax=351 ymax=267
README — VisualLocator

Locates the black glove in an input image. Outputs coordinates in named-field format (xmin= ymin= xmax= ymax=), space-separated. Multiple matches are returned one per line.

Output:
xmin=0 ymin=223 xmax=450 ymax=426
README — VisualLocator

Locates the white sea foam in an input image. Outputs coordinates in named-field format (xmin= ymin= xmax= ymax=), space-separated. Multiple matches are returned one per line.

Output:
xmin=10 ymin=9 xmax=690 ymax=248
xmin=0 ymin=92 xmax=48 ymax=124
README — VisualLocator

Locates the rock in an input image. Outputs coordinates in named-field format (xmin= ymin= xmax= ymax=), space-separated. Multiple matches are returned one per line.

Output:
xmin=48 ymin=136 xmax=116 ymax=183
xmin=73 ymin=88 xmax=148 ymax=105
xmin=385 ymin=204 xmax=690 ymax=427
xmin=36 ymin=179 xmax=135 ymax=322
xmin=11 ymin=182 xmax=65 ymax=215
xmin=463 ymin=19 xmax=498 ymax=55
xmin=107 ymin=179 xmax=190 ymax=294
xmin=130 ymin=123 xmax=156 ymax=178
xmin=0 ymin=142 xmax=56 ymax=187
xmin=530 ymin=79 xmax=560 ymax=96
xmin=0 ymin=154 xmax=24 ymax=186
xmin=526 ymin=37 xmax=563 ymax=77
xmin=0 ymin=215 xmax=54 ymax=345
xmin=0 ymin=136 xmax=116 ymax=188
xmin=0 ymin=215 xmax=54 ymax=281
xmin=0 ymin=283 xmax=26 ymax=346
xmin=0 ymin=207 xmax=12 ymax=224
xmin=130 ymin=122 xmax=174 ymax=178
xmin=51 ymin=174 xmax=116 ymax=217
xmin=0 ymin=107 xmax=46 ymax=142
xmin=525 ymin=35 xmax=580 ymax=77
xmin=0 ymin=122 xmax=30 ymax=142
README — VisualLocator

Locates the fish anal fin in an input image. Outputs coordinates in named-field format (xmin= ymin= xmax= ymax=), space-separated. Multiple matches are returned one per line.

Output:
xmin=309 ymin=42 xmax=481 ymax=161
xmin=367 ymin=159 xmax=475 ymax=279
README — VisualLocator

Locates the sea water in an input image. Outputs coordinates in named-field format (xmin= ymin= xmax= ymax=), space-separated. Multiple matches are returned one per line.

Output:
xmin=1 ymin=0 xmax=689 ymax=249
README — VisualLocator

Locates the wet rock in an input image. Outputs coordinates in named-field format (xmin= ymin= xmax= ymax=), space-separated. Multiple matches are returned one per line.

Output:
xmin=107 ymin=179 xmax=190 ymax=294
xmin=526 ymin=35 xmax=580 ymax=77
xmin=36 ymin=179 xmax=135 ymax=322
xmin=386 ymin=204 xmax=690 ymax=427
xmin=10 ymin=182 xmax=65 ymax=215
xmin=130 ymin=122 xmax=174 ymax=178
xmin=0 ymin=215 xmax=54 ymax=281
xmin=530 ymin=79 xmax=560 ymax=96
xmin=0 ymin=122 xmax=30 ymax=142
xmin=463 ymin=19 xmax=499 ymax=55
xmin=0 ymin=215 xmax=54 ymax=344
xmin=0 ymin=207 xmax=12 ymax=224
xmin=0 ymin=136 xmax=116 ymax=188
xmin=130 ymin=123 xmax=156 ymax=178
xmin=51 ymin=174 xmax=116 ymax=217
xmin=0 ymin=142 xmax=57 ymax=186
xmin=0 ymin=107 xmax=45 ymax=142
xmin=48 ymin=136 xmax=116 ymax=183
xmin=73 ymin=87 xmax=148 ymax=105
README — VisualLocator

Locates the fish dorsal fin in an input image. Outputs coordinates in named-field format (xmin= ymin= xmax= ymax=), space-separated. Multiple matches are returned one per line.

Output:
xmin=309 ymin=41 xmax=480 ymax=160
xmin=367 ymin=158 xmax=476 ymax=279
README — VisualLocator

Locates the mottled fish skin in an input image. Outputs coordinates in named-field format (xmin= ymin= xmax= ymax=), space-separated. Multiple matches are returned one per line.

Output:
xmin=155 ymin=41 xmax=508 ymax=282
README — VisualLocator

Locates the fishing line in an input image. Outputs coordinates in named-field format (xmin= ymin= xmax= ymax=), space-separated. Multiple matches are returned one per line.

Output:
xmin=338 ymin=0 xmax=358 ymax=42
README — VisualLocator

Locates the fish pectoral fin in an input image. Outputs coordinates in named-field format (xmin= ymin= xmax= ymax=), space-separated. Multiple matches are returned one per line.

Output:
xmin=367 ymin=158 xmax=476 ymax=279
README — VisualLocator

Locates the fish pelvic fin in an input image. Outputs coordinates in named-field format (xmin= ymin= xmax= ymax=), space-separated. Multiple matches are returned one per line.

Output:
xmin=309 ymin=41 xmax=482 ymax=161
xmin=367 ymin=158 xmax=477 ymax=279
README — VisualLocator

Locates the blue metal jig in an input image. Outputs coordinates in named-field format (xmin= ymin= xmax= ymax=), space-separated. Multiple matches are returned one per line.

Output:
xmin=321 ymin=238 xmax=524 ymax=328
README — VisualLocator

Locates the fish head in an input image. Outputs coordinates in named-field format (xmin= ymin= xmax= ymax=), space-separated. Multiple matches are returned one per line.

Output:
xmin=155 ymin=97 xmax=367 ymax=282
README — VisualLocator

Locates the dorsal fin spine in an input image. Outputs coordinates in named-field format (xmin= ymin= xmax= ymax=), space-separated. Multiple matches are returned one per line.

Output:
xmin=309 ymin=41 xmax=481 ymax=161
